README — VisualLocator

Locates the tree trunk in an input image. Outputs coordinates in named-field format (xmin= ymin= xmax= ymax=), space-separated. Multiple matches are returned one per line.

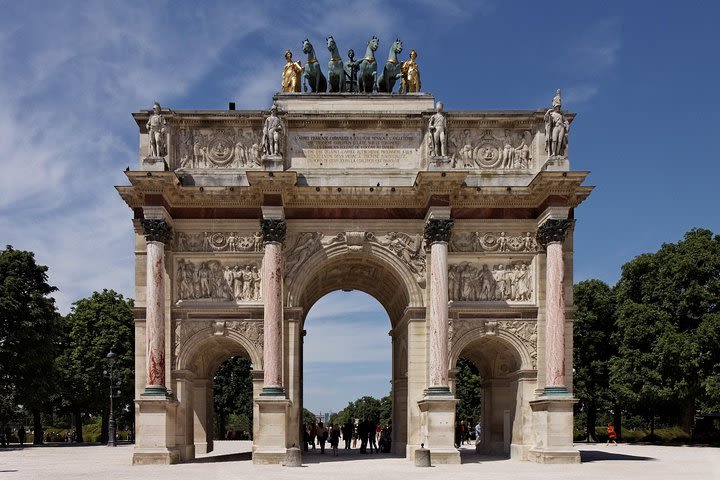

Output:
xmin=32 ymin=410 xmax=43 ymax=445
xmin=650 ymin=411 xmax=655 ymax=437
xmin=679 ymin=398 xmax=694 ymax=435
xmin=613 ymin=406 xmax=622 ymax=441
xmin=100 ymin=409 xmax=109 ymax=444
xmin=586 ymin=401 xmax=597 ymax=442
xmin=74 ymin=408 xmax=84 ymax=443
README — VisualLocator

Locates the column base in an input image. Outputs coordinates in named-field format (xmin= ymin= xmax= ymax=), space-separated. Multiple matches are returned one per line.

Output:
xmin=528 ymin=396 xmax=579 ymax=464
xmin=543 ymin=386 xmax=569 ymax=396
xmin=133 ymin=396 xmax=180 ymax=465
xmin=260 ymin=386 xmax=286 ymax=396
xmin=253 ymin=396 xmax=291 ymax=464
xmin=142 ymin=385 xmax=171 ymax=397
xmin=416 ymin=394 xmax=460 ymax=464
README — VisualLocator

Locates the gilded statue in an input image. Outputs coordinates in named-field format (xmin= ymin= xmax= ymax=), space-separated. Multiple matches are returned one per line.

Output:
xmin=281 ymin=50 xmax=303 ymax=93
xmin=428 ymin=101 xmax=447 ymax=157
xmin=544 ymin=89 xmax=569 ymax=157
xmin=146 ymin=101 xmax=167 ymax=157
xmin=401 ymin=49 xmax=421 ymax=93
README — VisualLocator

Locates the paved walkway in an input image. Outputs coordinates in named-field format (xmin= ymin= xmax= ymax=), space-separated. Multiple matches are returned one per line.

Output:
xmin=0 ymin=441 xmax=717 ymax=479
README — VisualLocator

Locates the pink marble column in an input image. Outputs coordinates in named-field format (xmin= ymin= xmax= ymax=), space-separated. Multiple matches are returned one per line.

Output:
xmin=141 ymin=219 xmax=173 ymax=395
xmin=537 ymin=219 xmax=573 ymax=395
xmin=259 ymin=218 xmax=286 ymax=396
xmin=424 ymin=218 xmax=453 ymax=395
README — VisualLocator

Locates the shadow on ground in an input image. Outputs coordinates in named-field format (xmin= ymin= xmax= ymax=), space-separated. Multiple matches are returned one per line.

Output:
xmin=301 ymin=449 xmax=403 ymax=464
xmin=193 ymin=451 xmax=252 ymax=463
xmin=580 ymin=450 xmax=656 ymax=462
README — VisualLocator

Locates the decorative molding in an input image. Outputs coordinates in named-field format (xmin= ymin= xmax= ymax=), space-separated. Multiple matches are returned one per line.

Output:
xmin=424 ymin=218 xmax=454 ymax=245
xmin=536 ymin=219 xmax=574 ymax=248
xmin=141 ymin=219 xmax=173 ymax=244
xmin=449 ymin=231 xmax=538 ymax=253
xmin=175 ymin=231 xmax=263 ymax=252
xmin=448 ymin=261 xmax=533 ymax=302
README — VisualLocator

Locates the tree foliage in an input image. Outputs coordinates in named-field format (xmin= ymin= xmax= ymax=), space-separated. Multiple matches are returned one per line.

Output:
xmin=330 ymin=394 xmax=391 ymax=427
xmin=213 ymin=356 xmax=253 ymax=438
xmin=56 ymin=290 xmax=134 ymax=442
xmin=573 ymin=280 xmax=616 ymax=441
xmin=610 ymin=229 xmax=720 ymax=433
xmin=455 ymin=357 xmax=483 ymax=424
xmin=0 ymin=246 xmax=62 ymax=442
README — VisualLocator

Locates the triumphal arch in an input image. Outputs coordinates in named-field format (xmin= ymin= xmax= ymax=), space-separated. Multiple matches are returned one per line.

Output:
xmin=117 ymin=51 xmax=591 ymax=465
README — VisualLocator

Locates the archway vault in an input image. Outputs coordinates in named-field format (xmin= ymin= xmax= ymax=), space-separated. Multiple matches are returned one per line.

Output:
xmin=286 ymin=245 xmax=426 ymax=328
xmin=176 ymin=324 xmax=263 ymax=378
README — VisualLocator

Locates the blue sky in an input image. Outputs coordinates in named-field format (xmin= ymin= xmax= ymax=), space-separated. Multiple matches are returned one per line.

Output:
xmin=1 ymin=1 xmax=718 ymax=413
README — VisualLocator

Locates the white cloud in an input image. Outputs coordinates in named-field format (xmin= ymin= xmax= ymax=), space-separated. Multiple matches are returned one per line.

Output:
xmin=571 ymin=17 xmax=622 ymax=76
xmin=563 ymin=84 xmax=600 ymax=105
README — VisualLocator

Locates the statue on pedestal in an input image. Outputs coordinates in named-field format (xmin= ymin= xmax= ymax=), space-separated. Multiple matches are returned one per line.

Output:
xmin=544 ymin=89 xmax=569 ymax=157
xmin=326 ymin=36 xmax=345 ymax=93
xmin=345 ymin=49 xmax=358 ymax=92
xmin=281 ymin=50 xmax=303 ymax=93
xmin=401 ymin=49 xmax=421 ymax=93
xmin=262 ymin=105 xmax=284 ymax=157
xmin=428 ymin=101 xmax=447 ymax=158
xmin=146 ymin=102 xmax=167 ymax=158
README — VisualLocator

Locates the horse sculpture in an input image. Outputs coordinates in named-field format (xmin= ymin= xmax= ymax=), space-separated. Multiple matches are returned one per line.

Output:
xmin=326 ymin=36 xmax=345 ymax=93
xmin=302 ymin=39 xmax=327 ymax=93
xmin=376 ymin=38 xmax=403 ymax=93
xmin=357 ymin=36 xmax=379 ymax=93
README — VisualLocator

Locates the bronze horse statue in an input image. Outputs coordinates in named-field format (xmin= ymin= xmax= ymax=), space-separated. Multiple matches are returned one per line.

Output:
xmin=357 ymin=36 xmax=379 ymax=93
xmin=376 ymin=38 xmax=403 ymax=93
xmin=326 ymin=36 xmax=345 ymax=93
xmin=302 ymin=39 xmax=327 ymax=92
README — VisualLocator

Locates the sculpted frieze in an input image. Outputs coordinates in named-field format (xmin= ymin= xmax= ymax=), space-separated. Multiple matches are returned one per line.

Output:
xmin=175 ymin=259 xmax=261 ymax=303
xmin=450 ymin=231 xmax=537 ymax=253
xmin=368 ymin=232 xmax=426 ymax=282
xmin=175 ymin=127 xmax=263 ymax=170
xmin=446 ymin=129 xmax=533 ymax=170
xmin=448 ymin=261 xmax=533 ymax=302
xmin=175 ymin=231 xmax=263 ymax=252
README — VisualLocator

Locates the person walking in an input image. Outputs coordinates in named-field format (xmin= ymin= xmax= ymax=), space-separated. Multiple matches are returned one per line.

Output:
xmin=474 ymin=420 xmax=482 ymax=452
xmin=317 ymin=422 xmax=327 ymax=454
xmin=330 ymin=423 xmax=341 ymax=456
xmin=606 ymin=423 xmax=618 ymax=446
xmin=342 ymin=422 xmax=353 ymax=449
xmin=18 ymin=426 xmax=26 ymax=448
xmin=368 ymin=419 xmax=378 ymax=453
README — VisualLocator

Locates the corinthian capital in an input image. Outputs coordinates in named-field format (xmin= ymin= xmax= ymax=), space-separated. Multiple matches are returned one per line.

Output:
xmin=536 ymin=219 xmax=574 ymax=248
xmin=424 ymin=218 xmax=454 ymax=245
xmin=260 ymin=218 xmax=287 ymax=244
xmin=141 ymin=219 xmax=173 ymax=244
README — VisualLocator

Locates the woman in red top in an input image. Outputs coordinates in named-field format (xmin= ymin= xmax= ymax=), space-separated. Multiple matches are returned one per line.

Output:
xmin=606 ymin=423 xmax=617 ymax=446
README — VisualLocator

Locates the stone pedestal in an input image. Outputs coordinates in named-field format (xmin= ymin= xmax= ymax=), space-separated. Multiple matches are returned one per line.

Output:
xmin=133 ymin=396 xmax=180 ymax=465
xmin=262 ymin=154 xmax=284 ymax=171
xmin=253 ymin=396 xmax=291 ymax=464
xmin=141 ymin=156 xmax=168 ymax=171
xmin=428 ymin=155 xmax=451 ymax=170
xmin=417 ymin=396 xmax=460 ymax=464
xmin=528 ymin=397 xmax=579 ymax=464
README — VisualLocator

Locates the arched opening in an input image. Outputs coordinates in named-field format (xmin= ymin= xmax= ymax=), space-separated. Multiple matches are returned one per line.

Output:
xmin=174 ymin=326 xmax=262 ymax=461
xmin=452 ymin=335 xmax=523 ymax=458
xmin=288 ymin=249 xmax=422 ymax=458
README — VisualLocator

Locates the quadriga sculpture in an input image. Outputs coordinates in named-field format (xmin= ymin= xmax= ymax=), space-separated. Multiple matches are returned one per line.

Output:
xmin=357 ymin=35 xmax=379 ymax=93
xmin=376 ymin=38 xmax=403 ymax=93
xmin=302 ymin=39 xmax=327 ymax=92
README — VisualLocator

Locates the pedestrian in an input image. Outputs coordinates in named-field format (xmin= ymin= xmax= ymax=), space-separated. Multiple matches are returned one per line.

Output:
xmin=317 ymin=422 xmax=327 ymax=454
xmin=342 ymin=422 xmax=353 ymax=449
xmin=454 ymin=420 xmax=461 ymax=448
xmin=330 ymin=423 xmax=341 ymax=456
xmin=309 ymin=423 xmax=317 ymax=450
xmin=606 ymin=423 xmax=617 ymax=446
xmin=474 ymin=420 xmax=482 ymax=452
xmin=18 ymin=426 xmax=26 ymax=447
xmin=358 ymin=419 xmax=368 ymax=453
xmin=368 ymin=419 xmax=378 ymax=453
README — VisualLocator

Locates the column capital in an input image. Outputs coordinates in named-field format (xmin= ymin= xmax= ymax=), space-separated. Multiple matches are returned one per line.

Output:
xmin=424 ymin=218 xmax=454 ymax=245
xmin=536 ymin=219 xmax=574 ymax=249
xmin=141 ymin=219 xmax=173 ymax=244
xmin=260 ymin=218 xmax=287 ymax=244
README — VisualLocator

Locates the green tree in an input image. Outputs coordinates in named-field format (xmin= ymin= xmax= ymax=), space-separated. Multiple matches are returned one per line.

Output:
xmin=330 ymin=394 xmax=390 ymax=427
xmin=455 ymin=357 xmax=483 ymax=426
xmin=573 ymin=280 xmax=616 ymax=441
xmin=303 ymin=408 xmax=317 ymax=426
xmin=56 ymin=290 xmax=134 ymax=442
xmin=213 ymin=356 xmax=253 ymax=438
xmin=611 ymin=229 xmax=720 ymax=434
xmin=0 ymin=246 xmax=62 ymax=444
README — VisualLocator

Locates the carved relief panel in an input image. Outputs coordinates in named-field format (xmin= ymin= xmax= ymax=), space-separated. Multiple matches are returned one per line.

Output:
xmin=175 ymin=231 xmax=263 ymax=252
xmin=449 ymin=231 xmax=538 ymax=253
xmin=448 ymin=260 xmax=534 ymax=303
xmin=174 ymin=258 xmax=262 ymax=304
xmin=173 ymin=128 xmax=264 ymax=170
xmin=446 ymin=129 xmax=535 ymax=171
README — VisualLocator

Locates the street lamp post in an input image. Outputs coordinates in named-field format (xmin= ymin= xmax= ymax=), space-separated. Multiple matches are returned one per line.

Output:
xmin=106 ymin=350 xmax=117 ymax=447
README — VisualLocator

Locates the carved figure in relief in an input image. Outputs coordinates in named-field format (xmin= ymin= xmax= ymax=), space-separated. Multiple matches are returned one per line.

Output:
xmin=544 ymin=89 xmax=569 ymax=157
xmin=449 ymin=231 xmax=539 ymax=253
xmin=285 ymin=232 xmax=322 ymax=276
xmin=428 ymin=102 xmax=447 ymax=157
xmin=282 ymin=50 xmax=303 ymax=93
xmin=262 ymin=105 xmax=284 ymax=157
xmin=498 ymin=232 xmax=508 ymax=252
xmin=376 ymin=38 xmax=403 ymax=93
xmin=302 ymin=39 xmax=327 ymax=92
xmin=400 ymin=49 xmax=421 ymax=93
xmin=448 ymin=261 xmax=533 ymax=302
xmin=357 ymin=36 xmax=379 ymax=93
xmin=251 ymin=266 xmax=261 ymax=300
xmin=146 ymin=102 xmax=167 ymax=158
xmin=387 ymin=232 xmax=424 ymax=276
xmin=326 ymin=37 xmax=345 ymax=93
xmin=177 ymin=260 xmax=259 ymax=302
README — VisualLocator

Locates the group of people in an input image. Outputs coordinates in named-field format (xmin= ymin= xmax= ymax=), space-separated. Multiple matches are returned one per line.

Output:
xmin=455 ymin=420 xmax=482 ymax=450
xmin=303 ymin=420 xmax=391 ymax=456
xmin=0 ymin=426 xmax=26 ymax=447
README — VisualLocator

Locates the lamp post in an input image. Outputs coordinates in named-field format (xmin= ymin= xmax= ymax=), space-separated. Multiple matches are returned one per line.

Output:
xmin=106 ymin=350 xmax=117 ymax=447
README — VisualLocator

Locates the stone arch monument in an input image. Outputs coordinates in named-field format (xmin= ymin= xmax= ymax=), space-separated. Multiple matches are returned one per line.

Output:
xmin=117 ymin=87 xmax=592 ymax=465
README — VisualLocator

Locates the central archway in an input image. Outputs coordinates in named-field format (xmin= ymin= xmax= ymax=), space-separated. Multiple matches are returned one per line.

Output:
xmin=286 ymin=244 xmax=426 ymax=455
